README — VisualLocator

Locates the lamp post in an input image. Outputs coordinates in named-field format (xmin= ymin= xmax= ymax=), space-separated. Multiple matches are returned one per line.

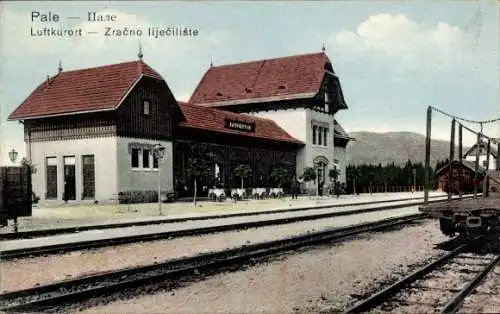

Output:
xmin=154 ymin=144 xmax=166 ymax=215
xmin=9 ymin=149 xmax=18 ymax=164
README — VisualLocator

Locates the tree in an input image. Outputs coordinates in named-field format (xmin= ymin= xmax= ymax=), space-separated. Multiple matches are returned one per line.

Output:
xmin=347 ymin=166 xmax=359 ymax=194
xmin=301 ymin=167 xmax=317 ymax=183
xmin=328 ymin=168 xmax=340 ymax=183
xmin=234 ymin=164 xmax=253 ymax=189
xmin=186 ymin=157 xmax=211 ymax=207
xmin=270 ymin=167 xmax=290 ymax=188
xmin=301 ymin=167 xmax=317 ymax=196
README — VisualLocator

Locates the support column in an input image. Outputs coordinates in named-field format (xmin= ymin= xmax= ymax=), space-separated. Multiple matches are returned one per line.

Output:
xmin=484 ymin=140 xmax=491 ymax=197
xmin=497 ymin=142 xmax=500 ymax=170
xmin=424 ymin=106 xmax=432 ymax=204
xmin=458 ymin=125 xmax=463 ymax=162
xmin=458 ymin=124 xmax=463 ymax=199
xmin=474 ymin=132 xmax=481 ymax=198
xmin=448 ymin=119 xmax=455 ymax=200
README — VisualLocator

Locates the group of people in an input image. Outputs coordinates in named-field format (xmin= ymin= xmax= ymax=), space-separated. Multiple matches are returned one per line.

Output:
xmin=290 ymin=179 xmax=347 ymax=199
xmin=328 ymin=181 xmax=347 ymax=197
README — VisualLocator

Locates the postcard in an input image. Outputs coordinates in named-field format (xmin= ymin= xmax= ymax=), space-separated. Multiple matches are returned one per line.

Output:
xmin=0 ymin=1 xmax=499 ymax=313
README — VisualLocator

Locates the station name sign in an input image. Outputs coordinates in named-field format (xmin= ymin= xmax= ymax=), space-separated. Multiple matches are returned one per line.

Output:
xmin=224 ymin=119 xmax=256 ymax=132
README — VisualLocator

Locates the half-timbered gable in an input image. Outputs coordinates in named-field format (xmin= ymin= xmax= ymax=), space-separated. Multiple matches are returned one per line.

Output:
xmin=116 ymin=75 xmax=177 ymax=141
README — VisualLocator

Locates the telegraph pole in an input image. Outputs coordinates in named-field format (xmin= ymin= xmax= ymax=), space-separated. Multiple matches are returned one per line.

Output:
xmin=424 ymin=106 xmax=432 ymax=204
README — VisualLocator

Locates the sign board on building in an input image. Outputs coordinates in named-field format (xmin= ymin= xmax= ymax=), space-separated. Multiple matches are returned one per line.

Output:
xmin=224 ymin=119 xmax=255 ymax=132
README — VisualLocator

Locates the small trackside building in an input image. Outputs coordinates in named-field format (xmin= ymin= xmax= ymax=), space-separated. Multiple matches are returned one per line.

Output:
xmin=8 ymin=61 xmax=177 ymax=204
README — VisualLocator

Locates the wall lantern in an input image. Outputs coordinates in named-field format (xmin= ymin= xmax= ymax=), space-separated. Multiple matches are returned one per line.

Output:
xmin=8 ymin=149 xmax=18 ymax=163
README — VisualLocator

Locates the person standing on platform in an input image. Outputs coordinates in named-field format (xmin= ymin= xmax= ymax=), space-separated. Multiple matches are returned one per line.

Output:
xmin=291 ymin=178 xmax=297 ymax=200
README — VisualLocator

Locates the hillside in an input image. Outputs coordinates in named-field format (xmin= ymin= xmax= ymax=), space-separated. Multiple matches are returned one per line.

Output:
xmin=346 ymin=131 xmax=454 ymax=167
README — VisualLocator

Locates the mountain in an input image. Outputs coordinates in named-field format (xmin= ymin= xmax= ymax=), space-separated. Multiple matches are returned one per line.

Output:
xmin=346 ymin=131 xmax=454 ymax=167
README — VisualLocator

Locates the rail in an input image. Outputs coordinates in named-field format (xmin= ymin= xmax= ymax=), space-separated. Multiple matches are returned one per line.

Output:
xmin=345 ymin=237 xmax=499 ymax=314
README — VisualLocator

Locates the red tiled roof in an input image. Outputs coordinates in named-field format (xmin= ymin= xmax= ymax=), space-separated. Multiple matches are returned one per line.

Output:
xmin=189 ymin=52 xmax=331 ymax=107
xmin=9 ymin=60 xmax=163 ymax=120
xmin=178 ymin=102 xmax=303 ymax=145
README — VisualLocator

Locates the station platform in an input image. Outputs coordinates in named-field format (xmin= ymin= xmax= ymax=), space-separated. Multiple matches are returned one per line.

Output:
xmin=0 ymin=194 xmax=449 ymax=253
xmin=0 ymin=192 xmax=446 ymax=235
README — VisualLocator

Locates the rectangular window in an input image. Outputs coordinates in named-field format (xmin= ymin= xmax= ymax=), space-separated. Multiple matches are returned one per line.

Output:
xmin=324 ymin=128 xmax=328 ymax=146
xmin=318 ymin=127 xmax=323 ymax=146
xmin=313 ymin=126 xmax=317 ymax=145
xmin=153 ymin=153 xmax=159 ymax=169
xmin=143 ymin=100 xmax=150 ymax=116
xmin=46 ymin=157 xmax=57 ymax=199
xmin=131 ymin=149 xmax=140 ymax=168
xmin=143 ymin=149 xmax=150 ymax=168
xmin=82 ymin=155 xmax=95 ymax=199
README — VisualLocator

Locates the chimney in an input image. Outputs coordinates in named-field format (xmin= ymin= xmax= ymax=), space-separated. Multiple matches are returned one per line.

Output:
xmin=138 ymin=42 xmax=143 ymax=61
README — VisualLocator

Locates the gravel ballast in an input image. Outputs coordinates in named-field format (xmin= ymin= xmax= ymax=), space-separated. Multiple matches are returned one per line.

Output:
xmin=459 ymin=264 xmax=500 ymax=313
xmin=78 ymin=219 xmax=450 ymax=314
xmin=0 ymin=206 xmax=420 ymax=293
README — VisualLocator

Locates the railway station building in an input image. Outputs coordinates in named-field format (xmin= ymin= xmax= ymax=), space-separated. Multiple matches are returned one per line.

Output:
xmin=8 ymin=51 xmax=351 ymax=204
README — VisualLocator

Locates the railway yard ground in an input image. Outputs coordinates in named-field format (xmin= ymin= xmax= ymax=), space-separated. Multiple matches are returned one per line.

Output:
xmin=1 ymin=191 xmax=498 ymax=313
xmin=55 ymin=219 xmax=460 ymax=313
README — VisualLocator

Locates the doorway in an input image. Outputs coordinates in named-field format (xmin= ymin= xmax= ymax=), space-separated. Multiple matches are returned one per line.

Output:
xmin=63 ymin=156 xmax=76 ymax=201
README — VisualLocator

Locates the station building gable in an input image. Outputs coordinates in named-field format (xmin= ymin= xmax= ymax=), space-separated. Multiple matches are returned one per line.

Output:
xmin=188 ymin=52 xmax=352 ymax=185
xmin=189 ymin=52 xmax=348 ymax=114
xmin=8 ymin=60 xmax=178 ymax=203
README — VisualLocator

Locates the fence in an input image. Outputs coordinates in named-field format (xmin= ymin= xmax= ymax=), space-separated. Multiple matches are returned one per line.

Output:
xmin=361 ymin=186 xmax=425 ymax=193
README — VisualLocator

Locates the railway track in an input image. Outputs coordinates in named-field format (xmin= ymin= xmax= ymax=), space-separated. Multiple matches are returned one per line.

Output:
xmin=345 ymin=239 xmax=500 ymax=314
xmin=0 ymin=195 xmax=448 ymax=240
xmin=0 ymin=196 xmax=472 ymax=260
xmin=0 ymin=213 xmax=427 ymax=313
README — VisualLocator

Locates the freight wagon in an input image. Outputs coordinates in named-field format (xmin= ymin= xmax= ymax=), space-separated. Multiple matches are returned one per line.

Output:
xmin=419 ymin=170 xmax=500 ymax=240
xmin=0 ymin=165 xmax=34 ymax=227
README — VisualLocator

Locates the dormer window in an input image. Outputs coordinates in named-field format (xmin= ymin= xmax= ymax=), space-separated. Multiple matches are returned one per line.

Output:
xmin=143 ymin=100 xmax=150 ymax=116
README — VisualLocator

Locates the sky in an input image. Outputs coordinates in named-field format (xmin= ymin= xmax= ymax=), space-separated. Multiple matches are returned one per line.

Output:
xmin=0 ymin=1 xmax=499 ymax=165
